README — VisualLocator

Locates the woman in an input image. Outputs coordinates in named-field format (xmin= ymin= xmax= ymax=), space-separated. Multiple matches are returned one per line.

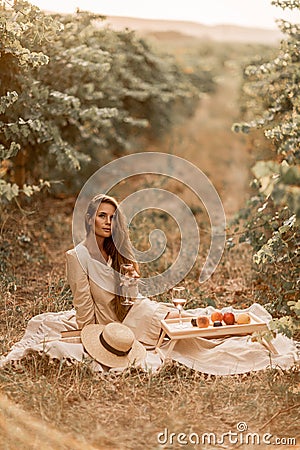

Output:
xmin=66 ymin=193 xmax=177 ymax=346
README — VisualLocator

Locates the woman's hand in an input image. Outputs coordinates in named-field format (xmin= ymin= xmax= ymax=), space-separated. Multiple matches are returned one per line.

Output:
xmin=128 ymin=269 xmax=140 ymax=286
xmin=120 ymin=274 xmax=139 ymax=288
xmin=120 ymin=266 xmax=140 ymax=288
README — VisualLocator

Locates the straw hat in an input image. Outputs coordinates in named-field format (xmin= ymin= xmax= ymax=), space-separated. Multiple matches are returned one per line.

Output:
xmin=81 ymin=322 xmax=146 ymax=368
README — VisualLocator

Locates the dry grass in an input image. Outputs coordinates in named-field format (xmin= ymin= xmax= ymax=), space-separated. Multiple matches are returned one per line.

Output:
xmin=1 ymin=353 xmax=299 ymax=449
xmin=0 ymin=393 xmax=101 ymax=450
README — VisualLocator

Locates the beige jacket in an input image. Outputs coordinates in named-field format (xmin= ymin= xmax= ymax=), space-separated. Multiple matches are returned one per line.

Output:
xmin=65 ymin=243 xmax=172 ymax=345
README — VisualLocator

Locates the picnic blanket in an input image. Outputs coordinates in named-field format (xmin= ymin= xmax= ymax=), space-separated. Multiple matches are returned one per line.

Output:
xmin=1 ymin=303 xmax=299 ymax=375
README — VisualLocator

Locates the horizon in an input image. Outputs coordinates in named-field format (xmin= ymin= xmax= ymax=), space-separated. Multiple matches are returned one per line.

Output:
xmin=99 ymin=14 xmax=283 ymax=31
xmin=32 ymin=0 xmax=300 ymax=31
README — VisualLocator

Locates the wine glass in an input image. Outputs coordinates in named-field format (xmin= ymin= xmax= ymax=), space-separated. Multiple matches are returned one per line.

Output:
xmin=120 ymin=263 xmax=137 ymax=306
xmin=172 ymin=286 xmax=187 ymax=328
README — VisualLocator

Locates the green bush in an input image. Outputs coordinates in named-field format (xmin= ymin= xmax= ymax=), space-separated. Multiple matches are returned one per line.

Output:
xmin=0 ymin=1 xmax=202 ymax=198
xmin=232 ymin=0 xmax=300 ymax=336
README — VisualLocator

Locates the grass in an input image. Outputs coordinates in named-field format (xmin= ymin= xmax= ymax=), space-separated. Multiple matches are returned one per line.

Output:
xmin=1 ymin=355 xmax=299 ymax=449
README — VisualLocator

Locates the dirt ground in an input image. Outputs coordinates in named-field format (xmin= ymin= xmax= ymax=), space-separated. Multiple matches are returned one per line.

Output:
xmin=147 ymin=58 xmax=251 ymax=219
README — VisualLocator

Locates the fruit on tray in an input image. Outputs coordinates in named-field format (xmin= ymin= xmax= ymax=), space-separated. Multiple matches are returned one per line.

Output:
xmin=236 ymin=313 xmax=251 ymax=324
xmin=191 ymin=311 xmax=251 ymax=328
xmin=211 ymin=311 xmax=223 ymax=322
xmin=196 ymin=316 xmax=210 ymax=328
xmin=223 ymin=312 xmax=235 ymax=325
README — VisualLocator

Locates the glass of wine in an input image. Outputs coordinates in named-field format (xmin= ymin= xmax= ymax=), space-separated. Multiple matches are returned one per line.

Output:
xmin=120 ymin=263 xmax=137 ymax=306
xmin=172 ymin=286 xmax=187 ymax=328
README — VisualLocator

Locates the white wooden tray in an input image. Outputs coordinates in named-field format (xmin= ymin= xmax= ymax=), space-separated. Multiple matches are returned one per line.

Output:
xmin=160 ymin=311 xmax=268 ymax=340
xmin=155 ymin=311 xmax=278 ymax=361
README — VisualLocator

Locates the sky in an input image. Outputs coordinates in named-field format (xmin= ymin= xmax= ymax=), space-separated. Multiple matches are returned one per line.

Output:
xmin=32 ymin=0 xmax=300 ymax=30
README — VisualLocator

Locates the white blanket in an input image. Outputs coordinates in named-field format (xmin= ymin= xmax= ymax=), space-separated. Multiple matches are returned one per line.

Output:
xmin=1 ymin=304 xmax=299 ymax=375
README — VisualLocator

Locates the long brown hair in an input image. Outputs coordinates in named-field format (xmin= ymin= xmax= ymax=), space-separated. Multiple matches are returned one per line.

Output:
xmin=85 ymin=194 xmax=138 ymax=321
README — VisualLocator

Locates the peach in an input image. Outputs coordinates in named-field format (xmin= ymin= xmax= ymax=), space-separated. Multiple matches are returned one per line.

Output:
xmin=236 ymin=313 xmax=251 ymax=324
xmin=196 ymin=316 xmax=210 ymax=328
xmin=211 ymin=311 xmax=223 ymax=323
xmin=223 ymin=312 xmax=235 ymax=325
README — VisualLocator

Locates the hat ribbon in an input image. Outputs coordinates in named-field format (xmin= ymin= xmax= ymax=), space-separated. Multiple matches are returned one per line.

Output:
xmin=99 ymin=332 xmax=131 ymax=357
